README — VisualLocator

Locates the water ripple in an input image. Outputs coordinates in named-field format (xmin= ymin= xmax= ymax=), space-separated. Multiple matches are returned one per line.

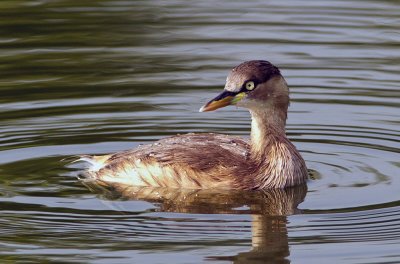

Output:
xmin=0 ymin=0 xmax=399 ymax=263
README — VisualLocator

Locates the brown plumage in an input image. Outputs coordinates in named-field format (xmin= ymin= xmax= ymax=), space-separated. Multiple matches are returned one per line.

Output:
xmin=78 ymin=60 xmax=308 ymax=189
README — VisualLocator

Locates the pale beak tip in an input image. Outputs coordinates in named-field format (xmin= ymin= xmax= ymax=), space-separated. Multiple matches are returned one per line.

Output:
xmin=199 ymin=105 xmax=206 ymax=112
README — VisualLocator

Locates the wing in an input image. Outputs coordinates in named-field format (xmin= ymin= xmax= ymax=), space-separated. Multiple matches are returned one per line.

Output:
xmin=82 ymin=133 xmax=253 ymax=189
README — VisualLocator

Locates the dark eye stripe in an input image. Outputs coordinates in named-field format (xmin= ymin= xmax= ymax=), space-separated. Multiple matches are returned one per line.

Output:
xmin=213 ymin=90 xmax=237 ymax=101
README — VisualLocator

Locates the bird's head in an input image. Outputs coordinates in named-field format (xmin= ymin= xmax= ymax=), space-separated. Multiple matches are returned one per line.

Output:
xmin=200 ymin=60 xmax=289 ymax=114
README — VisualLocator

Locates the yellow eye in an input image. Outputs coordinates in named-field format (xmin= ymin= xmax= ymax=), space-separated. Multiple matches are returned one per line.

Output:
xmin=245 ymin=81 xmax=255 ymax=90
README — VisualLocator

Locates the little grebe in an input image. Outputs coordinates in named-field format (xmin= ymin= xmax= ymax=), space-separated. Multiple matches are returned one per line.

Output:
xmin=78 ymin=60 xmax=308 ymax=189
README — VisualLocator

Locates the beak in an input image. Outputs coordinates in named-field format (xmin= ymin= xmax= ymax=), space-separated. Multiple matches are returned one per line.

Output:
xmin=199 ymin=90 xmax=245 ymax=112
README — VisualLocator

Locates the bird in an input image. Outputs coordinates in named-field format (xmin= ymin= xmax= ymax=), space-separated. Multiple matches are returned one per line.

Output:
xmin=77 ymin=60 xmax=308 ymax=190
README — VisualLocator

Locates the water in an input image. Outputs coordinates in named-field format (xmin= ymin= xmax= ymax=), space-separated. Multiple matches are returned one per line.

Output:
xmin=1 ymin=0 xmax=399 ymax=263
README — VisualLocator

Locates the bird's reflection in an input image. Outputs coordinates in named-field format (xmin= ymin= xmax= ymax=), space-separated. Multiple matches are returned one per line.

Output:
xmin=82 ymin=180 xmax=307 ymax=264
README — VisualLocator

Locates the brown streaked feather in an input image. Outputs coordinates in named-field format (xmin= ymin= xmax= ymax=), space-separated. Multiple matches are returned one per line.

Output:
xmin=84 ymin=133 xmax=255 ymax=190
xmin=108 ymin=133 xmax=249 ymax=169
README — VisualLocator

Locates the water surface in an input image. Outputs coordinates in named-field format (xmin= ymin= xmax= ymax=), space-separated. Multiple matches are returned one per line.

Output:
xmin=1 ymin=1 xmax=400 ymax=263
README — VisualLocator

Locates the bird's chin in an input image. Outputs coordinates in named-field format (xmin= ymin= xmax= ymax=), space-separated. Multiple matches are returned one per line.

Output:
xmin=236 ymin=98 xmax=267 ymax=112
xmin=234 ymin=97 xmax=252 ymax=109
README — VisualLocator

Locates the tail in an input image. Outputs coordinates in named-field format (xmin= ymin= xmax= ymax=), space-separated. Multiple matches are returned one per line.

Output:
xmin=63 ymin=154 xmax=111 ymax=180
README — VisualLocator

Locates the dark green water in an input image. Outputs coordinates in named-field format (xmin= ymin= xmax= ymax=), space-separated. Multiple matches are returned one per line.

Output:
xmin=1 ymin=1 xmax=399 ymax=263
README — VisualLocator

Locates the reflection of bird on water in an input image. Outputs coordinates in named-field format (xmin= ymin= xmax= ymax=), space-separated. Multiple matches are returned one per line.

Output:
xmin=83 ymin=181 xmax=307 ymax=216
xmin=83 ymin=181 xmax=307 ymax=264
xmin=78 ymin=60 xmax=308 ymax=189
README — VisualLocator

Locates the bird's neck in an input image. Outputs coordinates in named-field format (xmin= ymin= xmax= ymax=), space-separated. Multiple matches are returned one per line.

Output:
xmin=249 ymin=108 xmax=287 ymax=158
xmin=248 ymin=107 xmax=307 ymax=188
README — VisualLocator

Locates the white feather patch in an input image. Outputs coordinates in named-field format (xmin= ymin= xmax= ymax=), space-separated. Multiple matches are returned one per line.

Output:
xmin=78 ymin=156 xmax=107 ymax=172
